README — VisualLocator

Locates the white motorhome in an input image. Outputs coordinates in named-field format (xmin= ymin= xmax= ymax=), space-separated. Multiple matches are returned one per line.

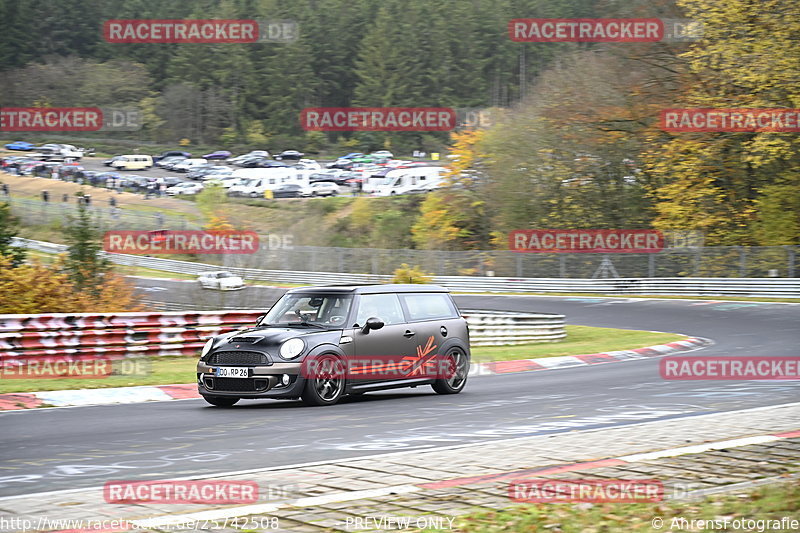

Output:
xmin=360 ymin=168 xmax=392 ymax=194
xmin=373 ymin=166 xmax=447 ymax=196
xmin=228 ymin=168 xmax=305 ymax=197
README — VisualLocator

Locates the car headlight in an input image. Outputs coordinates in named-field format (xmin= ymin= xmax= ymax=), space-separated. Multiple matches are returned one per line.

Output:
xmin=201 ymin=338 xmax=215 ymax=358
xmin=279 ymin=338 xmax=305 ymax=359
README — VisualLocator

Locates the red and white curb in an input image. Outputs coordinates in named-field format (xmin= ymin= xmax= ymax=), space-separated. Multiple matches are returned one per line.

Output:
xmin=469 ymin=336 xmax=710 ymax=375
xmin=0 ymin=337 xmax=710 ymax=411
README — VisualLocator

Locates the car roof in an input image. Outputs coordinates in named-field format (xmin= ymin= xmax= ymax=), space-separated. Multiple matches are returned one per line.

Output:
xmin=287 ymin=284 xmax=449 ymax=295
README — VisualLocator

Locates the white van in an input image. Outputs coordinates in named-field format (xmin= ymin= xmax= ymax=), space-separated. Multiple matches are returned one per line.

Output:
xmin=373 ymin=167 xmax=447 ymax=196
xmin=110 ymin=154 xmax=153 ymax=170
xmin=228 ymin=168 xmax=303 ymax=197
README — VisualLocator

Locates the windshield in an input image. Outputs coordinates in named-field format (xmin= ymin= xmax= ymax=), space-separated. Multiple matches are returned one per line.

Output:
xmin=263 ymin=293 xmax=353 ymax=327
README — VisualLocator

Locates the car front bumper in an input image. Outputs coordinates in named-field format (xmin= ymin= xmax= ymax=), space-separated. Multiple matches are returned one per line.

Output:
xmin=196 ymin=361 xmax=306 ymax=399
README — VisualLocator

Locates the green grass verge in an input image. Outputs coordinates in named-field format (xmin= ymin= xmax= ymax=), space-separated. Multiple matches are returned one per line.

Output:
xmin=0 ymin=356 xmax=195 ymax=393
xmin=0 ymin=326 xmax=683 ymax=393
xmin=470 ymin=325 xmax=684 ymax=362
xmin=432 ymin=479 xmax=800 ymax=533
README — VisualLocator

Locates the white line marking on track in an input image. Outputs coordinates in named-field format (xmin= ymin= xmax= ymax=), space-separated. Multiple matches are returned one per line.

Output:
xmin=1 ymin=401 xmax=798 ymax=503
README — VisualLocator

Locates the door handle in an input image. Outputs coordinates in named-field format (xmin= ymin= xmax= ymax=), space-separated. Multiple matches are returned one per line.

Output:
xmin=403 ymin=330 xmax=416 ymax=338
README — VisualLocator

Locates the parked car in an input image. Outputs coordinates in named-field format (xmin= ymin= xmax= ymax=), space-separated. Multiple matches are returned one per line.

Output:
xmin=202 ymin=150 xmax=232 ymax=160
xmin=155 ymin=155 xmax=187 ymax=169
xmin=274 ymin=150 xmax=304 ymax=161
xmin=110 ymin=155 xmax=153 ymax=171
xmin=153 ymin=150 xmax=191 ymax=163
xmin=309 ymin=169 xmax=351 ymax=184
xmin=240 ymin=157 xmax=288 ymax=168
xmin=300 ymin=181 xmax=339 ymax=197
xmin=186 ymin=165 xmax=221 ymax=180
xmin=294 ymin=159 xmax=322 ymax=170
xmin=114 ymin=174 xmax=147 ymax=189
xmin=371 ymin=150 xmax=394 ymax=159
xmin=201 ymin=168 xmax=234 ymax=181
xmin=4 ymin=141 xmax=35 ymax=151
xmin=326 ymin=158 xmax=355 ymax=170
xmin=271 ymin=184 xmax=304 ymax=198
xmin=173 ymin=158 xmax=209 ymax=172
xmin=196 ymin=284 xmax=470 ymax=406
xmin=166 ymin=182 xmax=204 ymax=195
xmin=197 ymin=271 xmax=246 ymax=291
xmin=339 ymin=152 xmax=364 ymax=160
xmin=229 ymin=151 xmax=271 ymax=165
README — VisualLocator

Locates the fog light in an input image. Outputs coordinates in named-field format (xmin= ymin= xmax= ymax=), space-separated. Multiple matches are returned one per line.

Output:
xmin=281 ymin=374 xmax=290 ymax=386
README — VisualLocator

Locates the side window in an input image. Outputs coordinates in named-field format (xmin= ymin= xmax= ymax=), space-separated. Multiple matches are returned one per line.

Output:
xmin=355 ymin=294 xmax=404 ymax=326
xmin=401 ymin=293 xmax=458 ymax=321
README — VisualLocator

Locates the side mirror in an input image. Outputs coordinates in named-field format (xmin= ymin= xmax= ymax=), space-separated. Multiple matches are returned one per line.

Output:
xmin=255 ymin=314 xmax=266 ymax=327
xmin=361 ymin=317 xmax=384 ymax=334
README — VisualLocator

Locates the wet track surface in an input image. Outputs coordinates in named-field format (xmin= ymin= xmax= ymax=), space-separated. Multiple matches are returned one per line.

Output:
xmin=0 ymin=292 xmax=798 ymax=497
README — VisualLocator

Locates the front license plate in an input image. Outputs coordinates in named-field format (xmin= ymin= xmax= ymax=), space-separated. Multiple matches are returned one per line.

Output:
xmin=214 ymin=367 xmax=249 ymax=378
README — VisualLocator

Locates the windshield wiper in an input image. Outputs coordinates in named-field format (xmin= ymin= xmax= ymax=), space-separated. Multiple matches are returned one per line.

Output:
xmin=295 ymin=322 xmax=327 ymax=329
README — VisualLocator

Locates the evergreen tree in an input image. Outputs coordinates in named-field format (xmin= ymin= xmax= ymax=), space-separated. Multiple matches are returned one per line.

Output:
xmin=0 ymin=201 xmax=26 ymax=267
xmin=63 ymin=194 xmax=112 ymax=296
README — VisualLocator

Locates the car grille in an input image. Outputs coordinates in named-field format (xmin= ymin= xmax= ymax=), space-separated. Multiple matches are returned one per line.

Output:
xmin=208 ymin=351 xmax=268 ymax=366
xmin=212 ymin=377 xmax=269 ymax=392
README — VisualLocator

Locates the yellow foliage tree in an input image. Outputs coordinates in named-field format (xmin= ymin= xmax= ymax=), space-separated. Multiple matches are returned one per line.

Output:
xmin=0 ymin=257 xmax=141 ymax=314
xmin=645 ymin=0 xmax=800 ymax=245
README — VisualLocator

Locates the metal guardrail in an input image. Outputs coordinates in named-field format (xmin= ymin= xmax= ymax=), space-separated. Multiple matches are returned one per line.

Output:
xmin=11 ymin=238 xmax=800 ymax=297
xmin=0 ymin=309 xmax=564 ymax=361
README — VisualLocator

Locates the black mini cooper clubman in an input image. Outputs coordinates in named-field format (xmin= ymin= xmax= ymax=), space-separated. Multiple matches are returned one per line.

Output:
xmin=197 ymin=284 xmax=471 ymax=406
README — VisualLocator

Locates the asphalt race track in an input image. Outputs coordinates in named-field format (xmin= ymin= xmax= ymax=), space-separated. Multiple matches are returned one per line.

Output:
xmin=0 ymin=292 xmax=798 ymax=497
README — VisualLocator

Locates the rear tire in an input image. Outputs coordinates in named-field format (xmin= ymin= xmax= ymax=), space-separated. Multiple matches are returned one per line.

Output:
xmin=202 ymin=395 xmax=239 ymax=407
xmin=432 ymin=348 xmax=469 ymax=395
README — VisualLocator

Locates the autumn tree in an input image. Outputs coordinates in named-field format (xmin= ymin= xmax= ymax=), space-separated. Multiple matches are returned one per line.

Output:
xmin=645 ymin=0 xmax=800 ymax=245
xmin=0 ymin=256 xmax=140 ymax=313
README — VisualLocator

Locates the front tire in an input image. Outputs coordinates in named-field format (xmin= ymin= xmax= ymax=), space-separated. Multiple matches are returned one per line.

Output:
xmin=202 ymin=395 xmax=239 ymax=407
xmin=301 ymin=354 xmax=345 ymax=406
xmin=432 ymin=348 xmax=469 ymax=395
